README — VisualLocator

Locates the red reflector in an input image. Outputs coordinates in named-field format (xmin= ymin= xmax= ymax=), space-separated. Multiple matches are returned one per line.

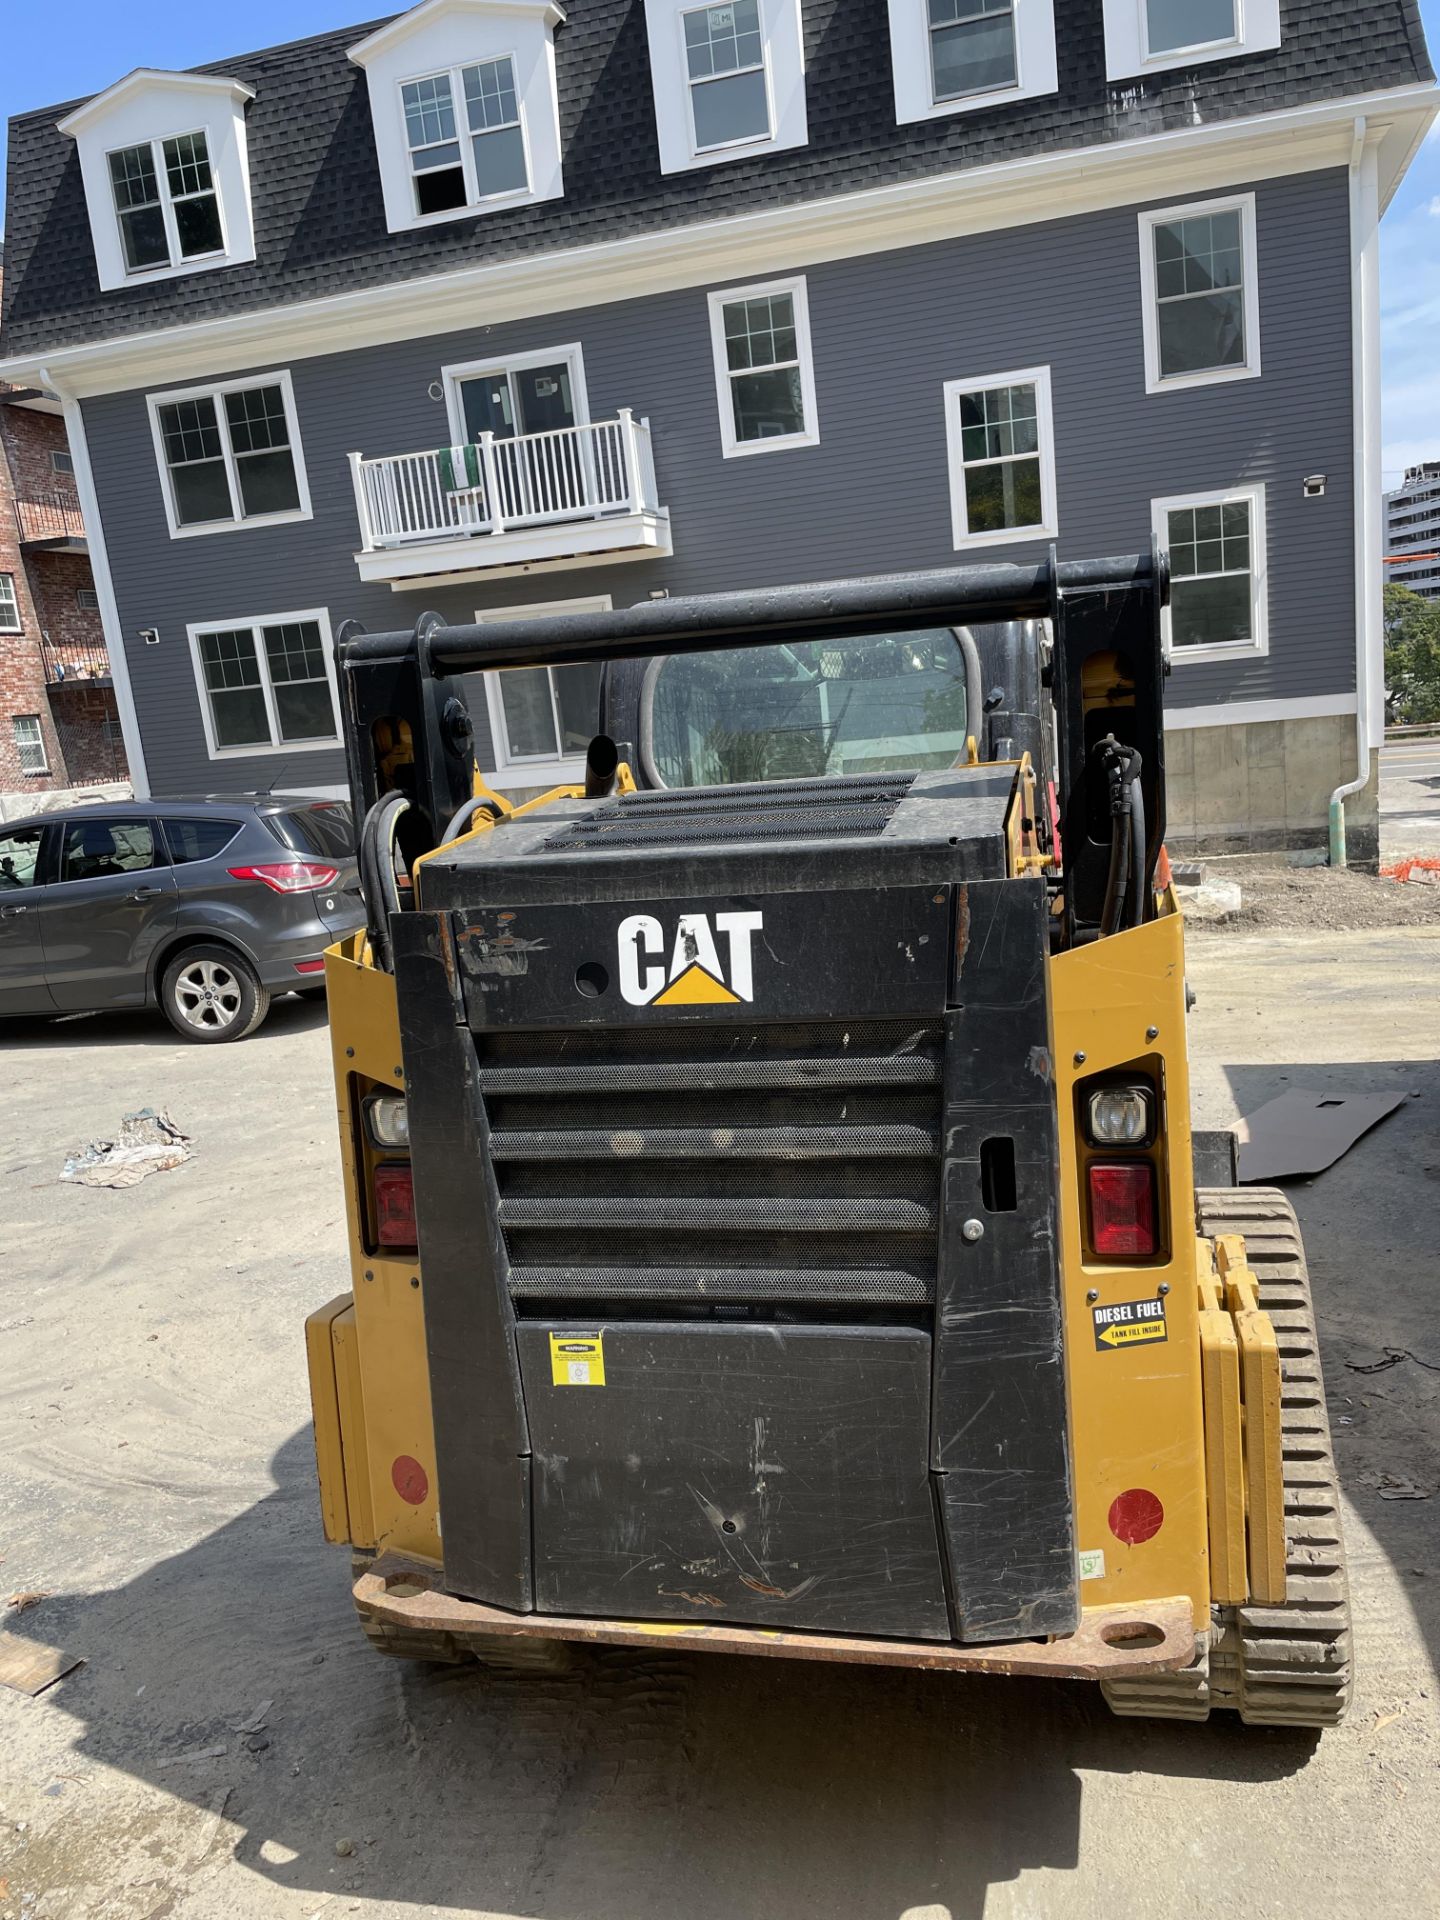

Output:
xmin=391 ymin=1454 xmax=429 ymax=1506
xmin=1088 ymin=1162 xmax=1158 ymax=1259
xmin=1109 ymin=1488 xmax=1165 ymax=1545
xmin=293 ymin=959 xmax=325 ymax=975
xmin=374 ymin=1162 xmax=416 ymax=1247
xmin=227 ymin=861 xmax=340 ymax=893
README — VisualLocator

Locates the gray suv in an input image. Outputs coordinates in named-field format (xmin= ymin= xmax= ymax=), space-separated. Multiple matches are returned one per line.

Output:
xmin=0 ymin=796 xmax=363 ymax=1042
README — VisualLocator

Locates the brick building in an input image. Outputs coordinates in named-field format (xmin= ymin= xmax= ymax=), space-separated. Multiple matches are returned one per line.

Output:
xmin=0 ymin=252 xmax=127 ymax=800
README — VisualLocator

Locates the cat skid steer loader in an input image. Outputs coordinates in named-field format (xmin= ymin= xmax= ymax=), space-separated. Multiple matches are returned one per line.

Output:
xmin=305 ymin=552 xmax=1350 ymax=1726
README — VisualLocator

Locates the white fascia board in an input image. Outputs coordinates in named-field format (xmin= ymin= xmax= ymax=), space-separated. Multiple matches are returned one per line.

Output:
xmin=1102 ymin=0 xmax=1281 ymax=83
xmin=356 ymin=509 xmax=673 ymax=587
xmin=6 ymin=81 xmax=1435 ymax=398
xmin=56 ymin=68 xmax=254 ymax=137
xmin=348 ymin=0 xmax=565 ymax=67
xmin=889 ymin=0 xmax=1057 ymax=127
xmin=1163 ymin=692 xmax=1356 ymax=732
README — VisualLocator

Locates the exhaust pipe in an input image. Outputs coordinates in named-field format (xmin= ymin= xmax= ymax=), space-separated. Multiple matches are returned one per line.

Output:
xmin=584 ymin=733 xmax=620 ymax=799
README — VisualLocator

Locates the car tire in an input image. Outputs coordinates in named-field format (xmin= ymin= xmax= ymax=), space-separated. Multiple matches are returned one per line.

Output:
xmin=160 ymin=944 xmax=270 ymax=1043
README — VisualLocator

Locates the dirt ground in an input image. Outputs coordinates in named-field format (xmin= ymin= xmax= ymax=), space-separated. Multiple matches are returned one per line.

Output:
xmin=1212 ymin=862 xmax=1440 ymax=933
xmin=1 ymin=911 xmax=1438 ymax=1920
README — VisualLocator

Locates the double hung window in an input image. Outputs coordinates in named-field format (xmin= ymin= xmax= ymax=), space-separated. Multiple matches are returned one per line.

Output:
xmin=944 ymin=367 xmax=1057 ymax=548
xmin=708 ymin=277 xmax=819 ymax=457
xmin=927 ymin=0 xmax=1017 ymax=101
xmin=1153 ymin=488 xmax=1268 ymax=660
xmin=1140 ymin=197 xmax=1260 ymax=392
xmin=684 ymin=2 xmax=770 ymax=150
xmin=189 ymin=611 xmax=340 ymax=756
xmin=108 ymin=131 xmax=223 ymax=273
xmin=149 ymin=375 xmax=310 ymax=536
xmin=401 ymin=56 xmax=529 ymax=218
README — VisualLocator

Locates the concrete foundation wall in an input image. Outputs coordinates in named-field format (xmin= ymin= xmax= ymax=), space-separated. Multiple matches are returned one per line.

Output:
xmin=1166 ymin=714 xmax=1379 ymax=869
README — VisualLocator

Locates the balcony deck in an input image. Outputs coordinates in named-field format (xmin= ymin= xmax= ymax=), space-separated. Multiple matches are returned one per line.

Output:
xmin=350 ymin=411 xmax=671 ymax=590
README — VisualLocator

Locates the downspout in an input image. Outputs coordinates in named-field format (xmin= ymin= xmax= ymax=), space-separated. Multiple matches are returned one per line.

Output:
xmin=42 ymin=367 xmax=152 ymax=800
xmin=1331 ymin=119 xmax=1382 ymax=867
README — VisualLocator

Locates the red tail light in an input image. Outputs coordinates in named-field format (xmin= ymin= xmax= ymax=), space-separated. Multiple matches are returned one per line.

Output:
xmin=1088 ymin=1163 xmax=1157 ymax=1260
xmin=373 ymin=1163 xmax=416 ymax=1248
xmin=227 ymin=861 xmax=340 ymax=893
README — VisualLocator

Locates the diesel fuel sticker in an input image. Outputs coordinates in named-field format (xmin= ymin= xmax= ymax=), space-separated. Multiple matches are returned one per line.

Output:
xmin=1093 ymin=1297 xmax=1168 ymax=1352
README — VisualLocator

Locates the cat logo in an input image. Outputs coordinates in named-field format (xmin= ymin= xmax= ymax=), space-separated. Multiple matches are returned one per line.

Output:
xmin=617 ymin=909 xmax=764 ymax=1007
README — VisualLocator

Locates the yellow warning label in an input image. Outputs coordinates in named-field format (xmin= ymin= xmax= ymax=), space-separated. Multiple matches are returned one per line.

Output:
xmin=653 ymin=963 xmax=740 ymax=1006
xmin=549 ymin=1332 xmax=606 ymax=1386
xmin=1093 ymin=1297 xmax=1168 ymax=1351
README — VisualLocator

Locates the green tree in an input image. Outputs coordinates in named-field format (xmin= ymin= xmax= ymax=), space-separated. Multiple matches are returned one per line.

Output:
xmin=1383 ymin=584 xmax=1440 ymax=725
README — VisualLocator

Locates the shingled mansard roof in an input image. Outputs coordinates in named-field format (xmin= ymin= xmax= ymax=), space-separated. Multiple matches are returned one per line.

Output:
xmin=1 ymin=0 xmax=1433 ymax=356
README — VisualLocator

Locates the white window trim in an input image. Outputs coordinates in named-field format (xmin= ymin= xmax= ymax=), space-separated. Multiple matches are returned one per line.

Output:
xmin=440 ymin=342 xmax=591 ymax=445
xmin=1152 ymin=484 xmax=1269 ymax=665
xmin=13 ymin=715 xmax=49 ymax=776
xmin=0 ymin=573 xmax=21 ymax=634
xmin=105 ymin=128 xmax=231 ymax=279
xmin=888 ymin=0 xmax=1058 ymax=126
xmin=398 ymin=54 xmax=535 ymax=226
xmin=1103 ymin=0 xmax=1281 ymax=82
xmin=680 ymin=1 xmax=772 ymax=157
xmin=645 ymin=0 xmax=808 ymax=175
xmin=476 ymin=595 xmax=613 ymax=788
xmin=57 ymin=72 xmax=256 ymax=294
xmin=943 ymin=363 xmax=1057 ymax=551
xmin=146 ymin=370 xmax=313 ymax=541
xmin=1139 ymin=193 xmax=1261 ymax=397
xmin=707 ymin=275 xmax=820 ymax=460
xmin=348 ymin=0 xmax=566 ymax=237
xmin=187 ymin=606 xmax=341 ymax=761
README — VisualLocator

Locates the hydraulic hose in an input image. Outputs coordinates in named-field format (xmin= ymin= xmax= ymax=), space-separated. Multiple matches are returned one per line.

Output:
xmin=359 ymin=791 xmax=410 ymax=973
xmin=1097 ymin=736 xmax=1143 ymax=939
xmin=440 ymin=793 xmax=505 ymax=847
xmin=952 ymin=627 xmax=985 ymax=760
xmin=1128 ymin=774 xmax=1148 ymax=928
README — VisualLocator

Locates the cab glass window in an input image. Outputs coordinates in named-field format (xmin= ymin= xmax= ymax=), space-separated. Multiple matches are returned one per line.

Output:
xmin=0 ymin=826 xmax=45 ymax=890
xmin=60 ymin=820 xmax=160 ymax=882
xmin=647 ymin=629 xmax=971 ymax=787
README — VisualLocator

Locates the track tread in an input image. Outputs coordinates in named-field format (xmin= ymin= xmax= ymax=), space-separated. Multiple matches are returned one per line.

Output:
xmin=1103 ymin=1188 xmax=1352 ymax=1730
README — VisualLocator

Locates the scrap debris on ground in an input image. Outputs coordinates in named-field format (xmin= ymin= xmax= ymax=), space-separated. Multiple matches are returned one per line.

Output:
xmin=1188 ymin=861 xmax=1440 ymax=934
xmin=60 ymin=1109 xmax=192 ymax=1189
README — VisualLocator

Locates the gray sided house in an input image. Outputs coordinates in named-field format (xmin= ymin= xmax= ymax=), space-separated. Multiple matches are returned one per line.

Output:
xmin=2 ymin=0 xmax=1434 ymax=862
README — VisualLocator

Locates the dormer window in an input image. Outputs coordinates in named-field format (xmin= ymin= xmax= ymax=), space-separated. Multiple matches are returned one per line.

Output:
xmin=349 ymin=0 xmax=565 ymax=235
xmin=645 ymin=0 xmax=808 ymax=174
xmin=400 ymin=56 xmax=528 ymax=217
xmin=683 ymin=3 xmax=770 ymax=152
xmin=109 ymin=132 xmax=224 ymax=272
xmin=1102 ymin=0 xmax=1280 ymax=79
xmin=888 ymin=0 xmax=1056 ymax=124
xmin=58 ymin=69 xmax=255 ymax=292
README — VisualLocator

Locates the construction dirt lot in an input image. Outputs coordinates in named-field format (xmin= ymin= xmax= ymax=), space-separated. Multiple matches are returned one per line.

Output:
xmin=2 ymin=883 xmax=1438 ymax=1920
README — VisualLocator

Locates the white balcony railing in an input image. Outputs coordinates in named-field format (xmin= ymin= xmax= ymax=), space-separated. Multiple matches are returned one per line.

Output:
xmin=350 ymin=410 xmax=661 ymax=553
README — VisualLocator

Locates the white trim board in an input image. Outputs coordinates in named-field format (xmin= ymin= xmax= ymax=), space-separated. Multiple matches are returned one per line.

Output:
xmin=1138 ymin=193 xmax=1261 ymax=396
xmin=1153 ymin=482 xmax=1268 ymax=666
xmin=943 ymin=364 xmax=1057 ymax=551
xmin=186 ymin=606 xmax=341 ymax=761
xmin=144 ymin=368 xmax=312 ymax=540
xmin=8 ymin=82 xmax=1435 ymax=399
xmin=1163 ymin=693 xmax=1356 ymax=732
xmin=707 ymin=275 xmax=819 ymax=458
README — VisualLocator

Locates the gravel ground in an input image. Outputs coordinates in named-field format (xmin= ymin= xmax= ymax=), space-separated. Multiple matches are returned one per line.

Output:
xmin=1193 ymin=863 xmax=1440 ymax=935
xmin=0 ymin=923 xmax=1437 ymax=1920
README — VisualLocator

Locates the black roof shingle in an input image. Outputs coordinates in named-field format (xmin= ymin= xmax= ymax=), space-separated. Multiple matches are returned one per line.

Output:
xmin=2 ymin=0 xmax=1431 ymax=357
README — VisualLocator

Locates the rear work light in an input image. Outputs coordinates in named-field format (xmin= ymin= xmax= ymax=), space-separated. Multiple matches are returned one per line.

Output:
xmin=227 ymin=861 xmax=340 ymax=893
xmin=373 ymin=1162 xmax=416 ymax=1248
xmin=1088 ymin=1162 xmax=1158 ymax=1261
xmin=364 ymin=1093 xmax=410 ymax=1150
xmin=1086 ymin=1084 xmax=1155 ymax=1148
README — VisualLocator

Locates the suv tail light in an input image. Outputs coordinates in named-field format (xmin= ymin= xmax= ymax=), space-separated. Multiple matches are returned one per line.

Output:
xmin=227 ymin=861 xmax=340 ymax=893
xmin=1088 ymin=1163 xmax=1157 ymax=1260
xmin=373 ymin=1163 xmax=417 ymax=1248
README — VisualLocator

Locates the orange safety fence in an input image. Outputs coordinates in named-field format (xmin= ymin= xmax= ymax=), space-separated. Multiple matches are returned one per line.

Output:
xmin=1381 ymin=857 xmax=1440 ymax=884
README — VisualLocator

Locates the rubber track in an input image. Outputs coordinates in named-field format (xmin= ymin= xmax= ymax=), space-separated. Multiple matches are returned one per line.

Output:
xmin=1103 ymin=1188 xmax=1353 ymax=1728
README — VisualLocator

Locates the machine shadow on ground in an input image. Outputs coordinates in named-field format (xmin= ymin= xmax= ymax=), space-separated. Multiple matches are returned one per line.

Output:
xmin=9 ymin=1449 xmax=1322 ymax=1917
xmin=1220 ymin=1058 xmax=1440 ymax=1695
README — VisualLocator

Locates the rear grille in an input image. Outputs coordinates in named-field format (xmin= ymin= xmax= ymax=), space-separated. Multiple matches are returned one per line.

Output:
xmin=538 ymin=774 xmax=915 ymax=852
xmin=478 ymin=1018 xmax=943 ymax=1308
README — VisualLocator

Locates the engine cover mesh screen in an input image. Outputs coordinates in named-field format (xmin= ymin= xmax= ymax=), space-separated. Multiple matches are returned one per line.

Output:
xmin=539 ymin=774 xmax=915 ymax=852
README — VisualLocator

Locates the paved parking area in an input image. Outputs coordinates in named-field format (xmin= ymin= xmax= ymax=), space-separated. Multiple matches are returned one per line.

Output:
xmin=1 ymin=927 xmax=1438 ymax=1920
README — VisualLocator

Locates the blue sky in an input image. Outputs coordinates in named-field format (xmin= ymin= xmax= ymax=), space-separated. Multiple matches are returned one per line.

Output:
xmin=1 ymin=0 xmax=1437 ymax=484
